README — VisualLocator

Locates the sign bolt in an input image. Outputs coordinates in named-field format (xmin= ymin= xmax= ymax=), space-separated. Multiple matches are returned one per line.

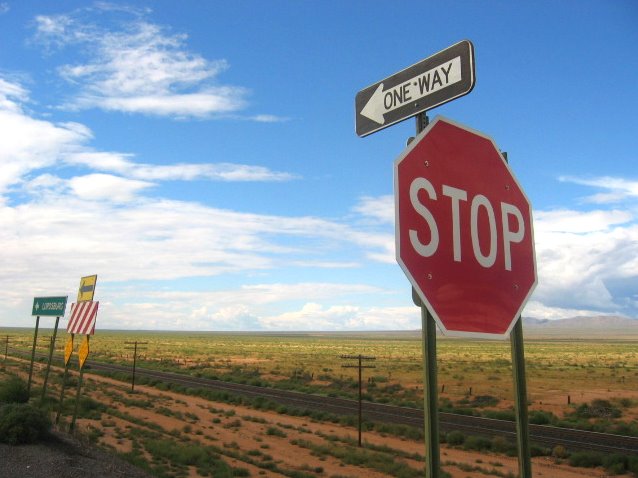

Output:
xmin=505 ymin=184 xmax=510 ymax=191
xmin=427 ymin=273 xmax=433 ymax=280
xmin=424 ymin=161 xmax=430 ymax=167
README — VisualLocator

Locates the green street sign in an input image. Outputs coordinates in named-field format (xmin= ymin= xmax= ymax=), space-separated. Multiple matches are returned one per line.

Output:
xmin=32 ymin=296 xmax=68 ymax=317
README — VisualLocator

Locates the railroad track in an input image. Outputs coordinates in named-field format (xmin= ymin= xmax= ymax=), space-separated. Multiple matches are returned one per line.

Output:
xmin=8 ymin=348 xmax=638 ymax=455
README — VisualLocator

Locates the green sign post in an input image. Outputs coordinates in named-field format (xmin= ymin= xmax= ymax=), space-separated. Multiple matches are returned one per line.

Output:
xmin=28 ymin=296 xmax=68 ymax=396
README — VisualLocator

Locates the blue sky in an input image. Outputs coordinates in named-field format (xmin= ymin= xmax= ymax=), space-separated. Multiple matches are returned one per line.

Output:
xmin=1 ymin=1 xmax=637 ymax=331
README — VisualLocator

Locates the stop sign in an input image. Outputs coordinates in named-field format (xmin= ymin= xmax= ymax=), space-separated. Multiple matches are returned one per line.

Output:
xmin=395 ymin=116 xmax=537 ymax=338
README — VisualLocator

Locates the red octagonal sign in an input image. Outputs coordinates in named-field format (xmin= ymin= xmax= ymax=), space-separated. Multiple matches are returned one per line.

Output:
xmin=395 ymin=116 xmax=537 ymax=338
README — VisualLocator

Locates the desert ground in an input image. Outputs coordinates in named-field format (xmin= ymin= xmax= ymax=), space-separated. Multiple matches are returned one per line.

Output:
xmin=2 ymin=341 xmax=635 ymax=478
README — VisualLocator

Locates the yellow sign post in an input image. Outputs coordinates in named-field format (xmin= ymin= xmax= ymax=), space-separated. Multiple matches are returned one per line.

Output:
xmin=56 ymin=333 xmax=75 ymax=425
xmin=70 ymin=335 xmax=90 ymax=431
xmin=65 ymin=274 xmax=98 ymax=430
xmin=64 ymin=335 xmax=74 ymax=366
xmin=78 ymin=335 xmax=90 ymax=369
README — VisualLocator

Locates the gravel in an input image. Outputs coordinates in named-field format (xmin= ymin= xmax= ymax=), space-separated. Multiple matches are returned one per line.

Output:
xmin=0 ymin=430 xmax=153 ymax=478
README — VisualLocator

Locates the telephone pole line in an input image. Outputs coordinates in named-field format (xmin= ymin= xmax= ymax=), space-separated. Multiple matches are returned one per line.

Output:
xmin=124 ymin=341 xmax=148 ymax=392
xmin=340 ymin=354 xmax=376 ymax=446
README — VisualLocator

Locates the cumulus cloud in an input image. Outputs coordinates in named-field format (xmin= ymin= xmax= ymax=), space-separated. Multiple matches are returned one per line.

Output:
xmin=260 ymin=303 xmax=418 ymax=331
xmin=64 ymin=283 xmax=401 ymax=331
xmin=32 ymin=9 xmax=285 ymax=121
xmin=66 ymin=152 xmax=296 ymax=182
xmin=0 ymin=75 xmax=402 ymax=329
xmin=559 ymin=176 xmax=638 ymax=204
xmin=532 ymin=204 xmax=637 ymax=316
xmin=69 ymin=173 xmax=154 ymax=202
xmin=352 ymin=195 xmax=394 ymax=225
xmin=0 ymin=76 xmax=294 ymax=198
xmin=0 ymin=80 xmax=92 ymax=194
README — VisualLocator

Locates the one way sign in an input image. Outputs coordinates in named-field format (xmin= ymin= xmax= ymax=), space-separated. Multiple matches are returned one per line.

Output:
xmin=355 ymin=40 xmax=475 ymax=137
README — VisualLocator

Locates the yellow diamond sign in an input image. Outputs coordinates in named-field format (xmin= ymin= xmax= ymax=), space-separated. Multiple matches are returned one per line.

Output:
xmin=64 ymin=335 xmax=74 ymax=366
xmin=78 ymin=336 xmax=90 ymax=369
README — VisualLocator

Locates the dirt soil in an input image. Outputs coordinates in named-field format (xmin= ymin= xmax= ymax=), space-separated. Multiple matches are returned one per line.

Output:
xmin=3 ymin=360 xmax=633 ymax=478
xmin=0 ymin=430 xmax=152 ymax=478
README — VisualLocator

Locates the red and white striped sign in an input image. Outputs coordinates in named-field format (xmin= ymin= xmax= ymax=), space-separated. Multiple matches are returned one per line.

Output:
xmin=67 ymin=301 xmax=99 ymax=335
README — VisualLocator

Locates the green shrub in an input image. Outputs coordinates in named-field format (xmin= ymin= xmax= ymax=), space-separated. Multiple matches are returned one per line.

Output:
xmin=266 ymin=426 xmax=286 ymax=437
xmin=446 ymin=430 xmax=465 ymax=446
xmin=470 ymin=395 xmax=499 ymax=407
xmin=490 ymin=435 xmax=514 ymax=454
xmin=0 ymin=376 xmax=29 ymax=403
xmin=602 ymin=454 xmax=638 ymax=475
xmin=76 ymin=396 xmax=107 ymax=419
xmin=0 ymin=403 xmax=51 ymax=445
xmin=530 ymin=444 xmax=550 ymax=457
xmin=574 ymin=399 xmax=621 ymax=419
xmin=569 ymin=451 xmax=604 ymax=468
xmin=483 ymin=409 xmax=515 ymax=421
xmin=551 ymin=444 xmax=568 ymax=459
xmin=462 ymin=435 xmax=492 ymax=451
xmin=529 ymin=410 xmax=556 ymax=425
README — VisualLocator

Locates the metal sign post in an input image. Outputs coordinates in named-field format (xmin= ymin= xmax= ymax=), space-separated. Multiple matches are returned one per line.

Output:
xmin=511 ymin=318 xmax=532 ymax=477
xmin=27 ymin=315 xmax=40 ymax=395
xmin=70 ymin=335 xmax=90 ymax=432
xmin=41 ymin=315 xmax=61 ymax=403
xmin=357 ymin=42 xmax=537 ymax=478
xmin=414 ymin=114 xmax=441 ymax=478
xmin=501 ymin=151 xmax=532 ymax=478
xmin=55 ymin=334 xmax=75 ymax=424
xmin=68 ymin=275 xmax=98 ymax=432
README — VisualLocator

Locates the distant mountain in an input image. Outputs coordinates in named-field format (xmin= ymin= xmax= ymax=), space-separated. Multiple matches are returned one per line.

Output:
xmin=522 ymin=315 xmax=638 ymax=338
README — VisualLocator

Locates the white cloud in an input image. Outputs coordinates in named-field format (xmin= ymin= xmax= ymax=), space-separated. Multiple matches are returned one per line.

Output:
xmin=532 ymin=206 xmax=638 ymax=314
xmin=559 ymin=176 xmax=638 ymax=203
xmin=344 ymin=306 xmax=418 ymax=330
xmin=0 ymin=78 xmax=28 ymax=111
xmin=69 ymin=173 xmax=154 ymax=202
xmin=0 ymin=82 xmax=92 ymax=194
xmin=33 ymin=12 xmax=255 ymax=119
xmin=523 ymin=300 xmax=619 ymax=320
xmin=534 ymin=208 xmax=632 ymax=234
xmin=0 ymin=76 xmax=294 ymax=194
xmin=61 ymin=283 xmax=397 ymax=331
xmin=0 ymin=190 xmax=395 ymax=318
xmin=250 ymin=114 xmax=290 ymax=123
xmin=0 ymin=75 xmax=396 ymax=329
xmin=88 ymin=88 xmax=246 ymax=118
xmin=352 ymin=195 xmax=394 ymax=225
xmin=260 ymin=303 xmax=419 ymax=331
xmin=261 ymin=302 xmax=359 ymax=330
xmin=66 ymin=152 xmax=296 ymax=182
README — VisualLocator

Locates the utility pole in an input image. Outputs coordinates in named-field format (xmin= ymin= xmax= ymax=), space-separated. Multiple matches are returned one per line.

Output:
xmin=340 ymin=354 xmax=376 ymax=447
xmin=124 ymin=341 xmax=148 ymax=392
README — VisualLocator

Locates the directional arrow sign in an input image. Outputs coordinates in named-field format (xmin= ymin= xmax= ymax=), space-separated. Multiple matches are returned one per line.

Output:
xmin=32 ymin=296 xmax=68 ymax=317
xmin=355 ymin=40 xmax=475 ymax=137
